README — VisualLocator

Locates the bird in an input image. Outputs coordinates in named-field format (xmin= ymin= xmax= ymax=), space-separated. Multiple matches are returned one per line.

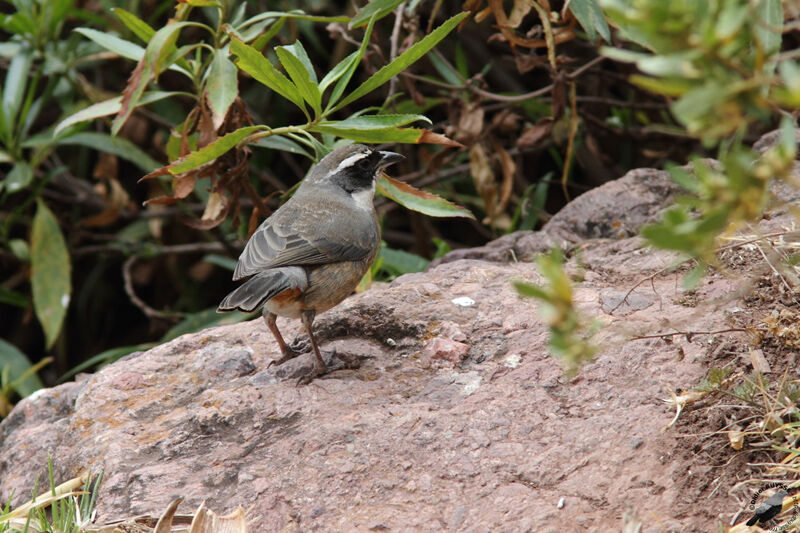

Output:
xmin=218 ymin=143 xmax=403 ymax=383
xmin=746 ymin=489 xmax=788 ymax=526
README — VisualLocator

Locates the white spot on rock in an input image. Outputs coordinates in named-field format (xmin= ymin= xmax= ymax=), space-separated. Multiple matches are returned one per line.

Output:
xmin=451 ymin=296 xmax=475 ymax=307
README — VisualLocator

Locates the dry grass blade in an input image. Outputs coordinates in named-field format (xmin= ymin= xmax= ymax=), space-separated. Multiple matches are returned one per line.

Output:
xmin=86 ymin=500 xmax=249 ymax=533
xmin=1 ymin=472 xmax=89 ymax=523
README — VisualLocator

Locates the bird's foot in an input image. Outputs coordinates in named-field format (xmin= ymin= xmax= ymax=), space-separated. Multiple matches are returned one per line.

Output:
xmin=288 ymin=336 xmax=310 ymax=354
xmin=295 ymin=358 xmax=328 ymax=386
xmin=267 ymin=347 xmax=305 ymax=368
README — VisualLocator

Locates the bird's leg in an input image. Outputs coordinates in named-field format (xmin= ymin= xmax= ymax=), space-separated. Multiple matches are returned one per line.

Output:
xmin=264 ymin=311 xmax=305 ymax=367
xmin=296 ymin=310 xmax=327 ymax=385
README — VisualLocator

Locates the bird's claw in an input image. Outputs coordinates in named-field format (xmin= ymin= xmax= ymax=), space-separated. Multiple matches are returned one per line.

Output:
xmin=267 ymin=348 xmax=304 ymax=368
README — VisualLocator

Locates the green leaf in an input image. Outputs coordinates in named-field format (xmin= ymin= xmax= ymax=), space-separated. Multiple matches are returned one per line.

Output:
xmin=349 ymin=0 xmax=404 ymax=28
xmin=377 ymin=243 xmax=430 ymax=277
xmin=55 ymin=91 xmax=183 ymax=135
xmin=229 ymin=36 xmax=306 ymax=111
xmin=333 ymin=11 xmax=469 ymax=111
xmin=237 ymin=10 xmax=348 ymax=30
xmin=377 ymin=174 xmax=475 ymax=218
xmin=112 ymin=21 xmax=200 ymax=135
xmin=319 ymin=50 xmax=358 ymax=95
xmin=162 ymin=307 xmax=254 ymax=342
xmin=251 ymin=134 xmax=313 ymax=159
xmin=310 ymin=114 xmax=432 ymax=143
xmin=112 ymin=8 xmax=156 ymax=43
xmin=31 ymin=200 xmax=72 ymax=350
xmin=53 ymin=132 xmax=161 ymax=172
xmin=74 ymin=27 xmax=144 ymax=61
xmin=513 ymin=280 xmax=549 ymax=300
xmin=0 ymin=286 xmax=28 ymax=308
xmin=206 ymin=50 xmax=239 ymax=129
xmin=4 ymin=162 xmax=33 ymax=194
xmin=327 ymin=14 xmax=378 ymax=110
xmin=158 ymin=125 xmax=262 ymax=175
xmin=0 ymin=149 xmax=11 ymax=163
xmin=0 ymin=338 xmax=43 ymax=397
xmin=60 ymin=343 xmax=155 ymax=382
xmin=2 ymin=49 xmax=32 ymax=123
xmin=754 ymin=0 xmax=782 ymax=56
xmin=276 ymin=42 xmax=321 ymax=116
xmin=569 ymin=0 xmax=610 ymax=43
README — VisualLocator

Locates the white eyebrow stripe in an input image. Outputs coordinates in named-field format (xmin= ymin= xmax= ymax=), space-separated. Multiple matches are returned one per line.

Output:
xmin=335 ymin=151 xmax=369 ymax=173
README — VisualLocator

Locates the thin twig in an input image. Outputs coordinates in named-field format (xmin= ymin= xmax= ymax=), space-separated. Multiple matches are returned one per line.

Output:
xmin=631 ymin=328 xmax=748 ymax=341
xmin=123 ymin=256 xmax=184 ymax=322
xmin=386 ymin=1 xmax=407 ymax=106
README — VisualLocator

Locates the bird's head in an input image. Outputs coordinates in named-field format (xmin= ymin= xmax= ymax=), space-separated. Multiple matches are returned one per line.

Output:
xmin=309 ymin=144 xmax=404 ymax=196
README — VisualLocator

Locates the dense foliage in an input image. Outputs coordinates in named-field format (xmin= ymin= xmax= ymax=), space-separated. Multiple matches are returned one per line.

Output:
xmin=1 ymin=0 xmax=797 ymax=412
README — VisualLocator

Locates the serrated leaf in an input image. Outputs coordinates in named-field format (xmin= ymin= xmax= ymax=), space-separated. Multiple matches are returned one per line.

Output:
xmin=55 ymin=91 xmax=184 ymax=135
xmin=74 ymin=27 xmax=144 ymax=61
xmin=333 ymin=11 xmax=469 ymax=111
xmin=31 ymin=200 xmax=72 ymax=350
xmin=144 ymin=125 xmax=262 ymax=177
xmin=377 ymin=174 xmax=474 ymax=218
xmin=276 ymin=42 xmax=321 ymax=116
xmin=229 ymin=36 xmax=306 ymax=111
xmin=112 ymin=21 xmax=198 ymax=135
xmin=349 ymin=0 xmax=404 ymax=28
xmin=206 ymin=50 xmax=239 ymax=130
xmin=0 ymin=338 xmax=43 ymax=396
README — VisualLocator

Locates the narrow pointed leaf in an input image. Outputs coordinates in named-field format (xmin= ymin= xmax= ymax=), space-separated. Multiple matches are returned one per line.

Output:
xmin=310 ymin=114 xmax=432 ymax=143
xmin=238 ymin=10 xmax=348 ymax=30
xmin=2 ymin=49 xmax=32 ymax=122
xmin=229 ymin=36 xmax=306 ymax=111
xmin=333 ymin=12 xmax=469 ymax=111
xmin=112 ymin=8 xmax=156 ymax=43
xmin=276 ymin=43 xmax=321 ymax=116
xmin=54 ymin=132 xmax=162 ymax=172
xmin=349 ymin=0 xmax=404 ymax=28
xmin=206 ymin=50 xmax=239 ymax=130
xmin=377 ymin=174 xmax=475 ymax=218
xmin=31 ymin=200 xmax=72 ymax=350
xmin=327 ymin=14 xmax=378 ymax=109
xmin=74 ymin=28 xmax=144 ymax=61
xmin=144 ymin=125 xmax=262 ymax=177
xmin=55 ymin=91 xmax=183 ymax=135
xmin=319 ymin=50 xmax=358 ymax=95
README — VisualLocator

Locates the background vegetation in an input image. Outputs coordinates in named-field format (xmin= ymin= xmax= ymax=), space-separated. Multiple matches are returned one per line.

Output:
xmin=1 ymin=0 xmax=797 ymax=415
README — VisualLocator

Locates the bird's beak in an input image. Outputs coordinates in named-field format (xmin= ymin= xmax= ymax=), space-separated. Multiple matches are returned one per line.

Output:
xmin=377 ymin=151 xmax=404 ymax=169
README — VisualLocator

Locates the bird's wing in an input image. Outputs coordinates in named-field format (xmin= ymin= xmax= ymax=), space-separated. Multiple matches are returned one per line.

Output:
xmin=233 ymin=196 xmax=377 ymax=280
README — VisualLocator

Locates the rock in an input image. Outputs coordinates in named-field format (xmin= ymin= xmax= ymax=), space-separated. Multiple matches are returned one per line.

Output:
xmin=1 ymin=133 xmax=793 ymax=530
xmin=433 ymin=166 xmax=680 ymax=266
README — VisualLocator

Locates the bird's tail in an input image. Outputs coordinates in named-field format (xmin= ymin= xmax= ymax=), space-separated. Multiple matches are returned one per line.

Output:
xmin=218 ymin=268 xmax=306 ymax=313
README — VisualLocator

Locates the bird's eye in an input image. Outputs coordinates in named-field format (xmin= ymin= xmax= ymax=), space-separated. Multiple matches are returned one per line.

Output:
xmin=356 ymin=158 xmax=372 ymax=171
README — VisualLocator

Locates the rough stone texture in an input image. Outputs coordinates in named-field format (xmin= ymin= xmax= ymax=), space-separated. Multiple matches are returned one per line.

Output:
xmin=2 ymin=131 xmax=797 ymax=531
xmin=2 ymin=236 xmax=756 ymax=532
xmin=433 ymin=166 xmax=680 ymax=266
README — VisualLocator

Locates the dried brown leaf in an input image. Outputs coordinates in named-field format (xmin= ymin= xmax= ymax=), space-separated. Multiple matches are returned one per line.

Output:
xmin=173 ymin=173 xmax=196 ymax=199
xmin=516 ymin=117 xmax=553 ymax=149
xmin=469 ymin=143 xmax=497 ymax=221
xmin=202 ymin=191 xmax=226 ymax=221
xmin=455 ymin=101 xmax=485 ymax=145
xmin=492 ymin=139 xmax=515 ymax=217
xmin=93 ymin=152 xmax=119 ymax=181
xmin=417 ymin=130 xmax=464 ymax=147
